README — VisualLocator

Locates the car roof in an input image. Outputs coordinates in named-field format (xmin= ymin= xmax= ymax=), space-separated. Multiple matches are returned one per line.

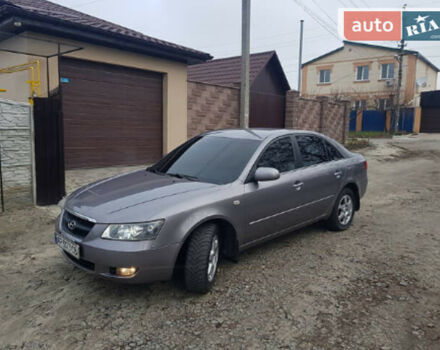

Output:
xmin=203 ymin=128 xmax=321 ymax=140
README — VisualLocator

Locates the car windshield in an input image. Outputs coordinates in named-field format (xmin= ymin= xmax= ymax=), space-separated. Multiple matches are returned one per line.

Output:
xmin=150 ymin=135 xmax=261 ymax=184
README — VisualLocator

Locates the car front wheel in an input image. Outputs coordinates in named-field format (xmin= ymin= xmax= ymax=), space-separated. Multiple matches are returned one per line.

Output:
xmin=326 ymin=188 xmax=355 ymax=231
xmin=184 ymin=223 xmax=219 ymax=293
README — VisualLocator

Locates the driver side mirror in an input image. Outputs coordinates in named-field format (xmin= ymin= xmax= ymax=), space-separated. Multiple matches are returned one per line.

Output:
xmin=254 ymin=167 xmax=280 ymax=182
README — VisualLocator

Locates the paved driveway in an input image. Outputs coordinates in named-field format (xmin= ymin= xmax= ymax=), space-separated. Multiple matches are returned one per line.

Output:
xmin=0 ymin=134 xmax=439 ymax=349
xmin=66 ymin=165 xmax=145 ymax=194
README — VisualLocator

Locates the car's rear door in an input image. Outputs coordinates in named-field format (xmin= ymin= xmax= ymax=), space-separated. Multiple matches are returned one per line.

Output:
xmin=241 ymin=135 xmax=304 ymax=244
xmin=290 ymin=134 xmax=342 ymax=224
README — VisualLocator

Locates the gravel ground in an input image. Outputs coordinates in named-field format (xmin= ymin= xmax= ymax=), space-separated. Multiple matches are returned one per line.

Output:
xmin=0 ymin=134 xmax=439 ymax=350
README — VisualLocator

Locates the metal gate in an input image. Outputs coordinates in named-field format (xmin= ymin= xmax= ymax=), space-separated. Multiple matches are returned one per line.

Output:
xmin=399 ymin=108 xmax=414 ymax=133
xmin=33 ymin=95 xmax=65 ymax=205
xmin=362 ymin=110 xmax=386 ymax=132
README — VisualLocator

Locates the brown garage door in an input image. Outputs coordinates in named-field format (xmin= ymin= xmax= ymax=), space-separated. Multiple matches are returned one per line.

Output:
xmin=60 ymin=58 xmax=163 ymax=169
xmin=420 ymin=108 xmax=440 ymax=133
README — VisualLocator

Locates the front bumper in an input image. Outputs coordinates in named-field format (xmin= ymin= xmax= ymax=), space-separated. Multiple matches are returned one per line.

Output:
xmin=55 ymin=223 xmax=182 ymax=284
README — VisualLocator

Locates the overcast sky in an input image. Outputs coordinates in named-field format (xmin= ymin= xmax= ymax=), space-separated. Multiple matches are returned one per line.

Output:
xmin=52 ymin=0 xmax=440 ymax=89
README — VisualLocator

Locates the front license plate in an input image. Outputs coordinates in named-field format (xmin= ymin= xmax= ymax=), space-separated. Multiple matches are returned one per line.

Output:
xmin=55 ymin=233 xmax=80 ymax=259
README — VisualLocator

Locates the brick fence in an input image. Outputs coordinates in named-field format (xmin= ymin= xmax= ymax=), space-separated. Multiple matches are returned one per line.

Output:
xmin=187 ymin=81 xmax=239 ymax=138
xmin=0 ymin=99 xmax=34 ymax=210
xmin=187 ymin=82 xmax=350 ymax=143
xmin=285 ymin=91 xmax=350 ymax=143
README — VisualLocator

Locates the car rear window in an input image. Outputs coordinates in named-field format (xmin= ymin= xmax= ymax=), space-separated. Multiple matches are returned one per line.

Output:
xmin=296 ymin=134 xmax=328 ymax=167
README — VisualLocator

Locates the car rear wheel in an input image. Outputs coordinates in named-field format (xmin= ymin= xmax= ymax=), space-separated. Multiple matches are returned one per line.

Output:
xmin=184 ymin=223 xmax=219 ymax=293
xmin=325 ymin=188 xmax=355 ymax=231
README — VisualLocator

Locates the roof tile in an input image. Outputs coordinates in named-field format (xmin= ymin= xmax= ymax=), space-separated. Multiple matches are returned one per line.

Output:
xmin=188 ymin=51 xmax=276 ymax=87
xmin=2 ymin=0 xmax=210 ymax=59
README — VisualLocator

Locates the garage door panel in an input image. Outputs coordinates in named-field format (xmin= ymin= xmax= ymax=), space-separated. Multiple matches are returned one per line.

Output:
xmin=62 ymin=89 xmax=162 ymax=108
xmin=63 ymin=128 xmax=162 ymax=145
xmin=61 ymin=69 xmax=162 ymax=88
xmin=64 ymin=103 xmax=161 ymax=123
xmin=60 ymin=58 xmax=163 ymax=169
xmin=62 ymin=81 xmax=163 ymax=99
xmin=60 ymin=59 xmax=162 ymax=85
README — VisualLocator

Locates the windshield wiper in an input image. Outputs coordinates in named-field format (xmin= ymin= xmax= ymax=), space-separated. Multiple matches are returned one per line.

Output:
xmin=167 ymin=173 xmax=199 ymax=181
xmin=146 ymin=167 xmax=163 ymax=175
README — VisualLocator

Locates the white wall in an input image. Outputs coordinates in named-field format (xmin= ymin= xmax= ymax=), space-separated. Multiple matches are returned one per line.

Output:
xmin=0 ymin=98 xmax=34 ymax=209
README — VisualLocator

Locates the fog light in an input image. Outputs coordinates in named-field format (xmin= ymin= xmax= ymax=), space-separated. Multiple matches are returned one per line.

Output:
xmin=116 ymin=266 xmax=138 ymax=277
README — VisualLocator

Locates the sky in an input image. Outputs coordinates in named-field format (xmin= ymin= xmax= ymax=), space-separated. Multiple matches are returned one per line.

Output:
xmin=51 ymin=0 xmax=440 ymax=89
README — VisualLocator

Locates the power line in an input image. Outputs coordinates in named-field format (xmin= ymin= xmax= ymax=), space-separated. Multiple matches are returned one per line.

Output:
xmin=310 ymin=0 xmax=337 ymax=26
xmin=291 ymin=0 xmax=339 ymax=39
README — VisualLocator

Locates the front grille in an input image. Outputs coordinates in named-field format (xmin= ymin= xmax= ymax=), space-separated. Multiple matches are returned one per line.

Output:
xmin=62 ymin=211 xmax=94 ymax=238
xmin=64 ymin=251 xmax=95 ymax=271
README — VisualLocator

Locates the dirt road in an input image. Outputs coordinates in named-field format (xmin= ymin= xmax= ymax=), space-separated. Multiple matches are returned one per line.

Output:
xmin=0 ymin=134 xmax=439 ymax=350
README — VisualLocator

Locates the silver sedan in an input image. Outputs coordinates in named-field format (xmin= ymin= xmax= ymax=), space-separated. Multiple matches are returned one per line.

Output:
xmin=55 ymin=129 xmax=368 ymax=293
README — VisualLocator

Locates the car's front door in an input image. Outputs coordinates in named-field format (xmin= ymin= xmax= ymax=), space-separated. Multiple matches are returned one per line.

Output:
xmin=291 ymin=134 xmax=342 ymax=224
xmin=242 ymin=136 xmax=304 ymax=245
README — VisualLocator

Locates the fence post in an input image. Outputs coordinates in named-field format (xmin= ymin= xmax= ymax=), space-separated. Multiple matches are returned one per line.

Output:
xmin=342 ymin=100 xmax=351 ymax=144
xmin=285 ymin=90 xmax=299 ymax=129
xmin=318 ymin=96 xmax=329 ymax=133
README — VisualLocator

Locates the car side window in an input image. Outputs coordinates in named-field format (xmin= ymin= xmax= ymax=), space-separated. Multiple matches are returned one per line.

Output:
xmin=296 ymin=135 xmax=328 ymax=167
xmin=257 ymin=136 xmax=295 ymax=173
xmin=324 ymin=141 xmax=344 ymax=161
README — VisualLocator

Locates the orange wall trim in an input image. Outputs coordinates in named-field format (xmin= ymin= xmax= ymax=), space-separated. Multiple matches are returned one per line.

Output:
xmin=414 ymin=107 xmax=421 ymax=133
xmin=356 ymin=110 xmax=363 ymax=132
xmin=405 ymin=55 xmax=416 ymax=104
xmin=301 ymin=65 xmax=308 ymax=95
xmin=316 ymin=64 xmax=334 ymax=71
xmin=386 ymin=110 xmax=392 ymax=131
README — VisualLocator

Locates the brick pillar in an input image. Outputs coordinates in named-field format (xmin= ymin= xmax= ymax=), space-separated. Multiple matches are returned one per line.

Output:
xmin=317 ymin=96 xmax=329 ymax=133
xmin=285 ymin=90 xmax=299 ymax=129
xmin=342 ymin=100 xmax=351 ymax=144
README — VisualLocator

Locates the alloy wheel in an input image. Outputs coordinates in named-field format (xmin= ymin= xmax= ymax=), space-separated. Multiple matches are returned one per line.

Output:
xmin=207 ymin=235 xmax=219 ymax=282
xmin=338 ymin=194 xmax=353 ymax=226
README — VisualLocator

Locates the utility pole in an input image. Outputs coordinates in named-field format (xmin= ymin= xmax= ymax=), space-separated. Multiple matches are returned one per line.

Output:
xmin=240 ymin=0 xmax=251 ymax=128
xmin=394 ymin=4 xmax=407 ymax=133
xmin=394 ymin=38 xmax=405 ymax=133
xmin=298 ymin=19 xmax=304 ymax=93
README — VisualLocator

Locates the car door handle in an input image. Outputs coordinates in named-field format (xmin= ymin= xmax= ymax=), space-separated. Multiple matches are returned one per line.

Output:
xmin=334 ymin=170 xmax=342 ymax=178
xmin=293 ymin=181 xmax=303 ymax=191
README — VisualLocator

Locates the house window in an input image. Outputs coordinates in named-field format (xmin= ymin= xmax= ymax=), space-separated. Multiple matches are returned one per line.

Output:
xmin=354 ymin=100 xmax=366 ymax=110
xmin=319 ymin=69 xmax=331 ymax=84
xmin=381 ymin=63 xmax=395 ymax=79
xmin=356 ymin=65 xmax=369 ymax=81
xmin=379 ymin=98 xmax=391 ymax=111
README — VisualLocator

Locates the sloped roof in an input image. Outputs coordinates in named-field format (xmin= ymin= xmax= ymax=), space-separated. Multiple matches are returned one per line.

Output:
xmin=0 ymin=0 xmax=211 ymax=63
xmin=302 ymin=41 xmax=439 ymax=72
xmin=188 ymin=51 xmax=289 ymax=89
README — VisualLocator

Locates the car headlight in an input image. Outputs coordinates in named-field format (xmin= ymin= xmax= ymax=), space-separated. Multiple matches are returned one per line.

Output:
xmin=101 ymin=220 xmax=164 ymax=241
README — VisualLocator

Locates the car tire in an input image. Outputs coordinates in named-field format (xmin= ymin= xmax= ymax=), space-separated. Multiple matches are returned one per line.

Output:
xmin=325 ymin=187 xmax=356 ymax=231
xmin=184 ymin=223 xmax=220 ymax=293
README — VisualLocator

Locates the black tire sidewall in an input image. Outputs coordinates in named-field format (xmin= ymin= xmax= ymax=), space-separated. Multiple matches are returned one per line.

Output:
xmin=184 ymin=224 xmax=219 ymax=293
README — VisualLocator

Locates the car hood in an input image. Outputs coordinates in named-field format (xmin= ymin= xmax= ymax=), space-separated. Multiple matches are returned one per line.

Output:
xmin=65 ymin=170 xmax=217 ymax=223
